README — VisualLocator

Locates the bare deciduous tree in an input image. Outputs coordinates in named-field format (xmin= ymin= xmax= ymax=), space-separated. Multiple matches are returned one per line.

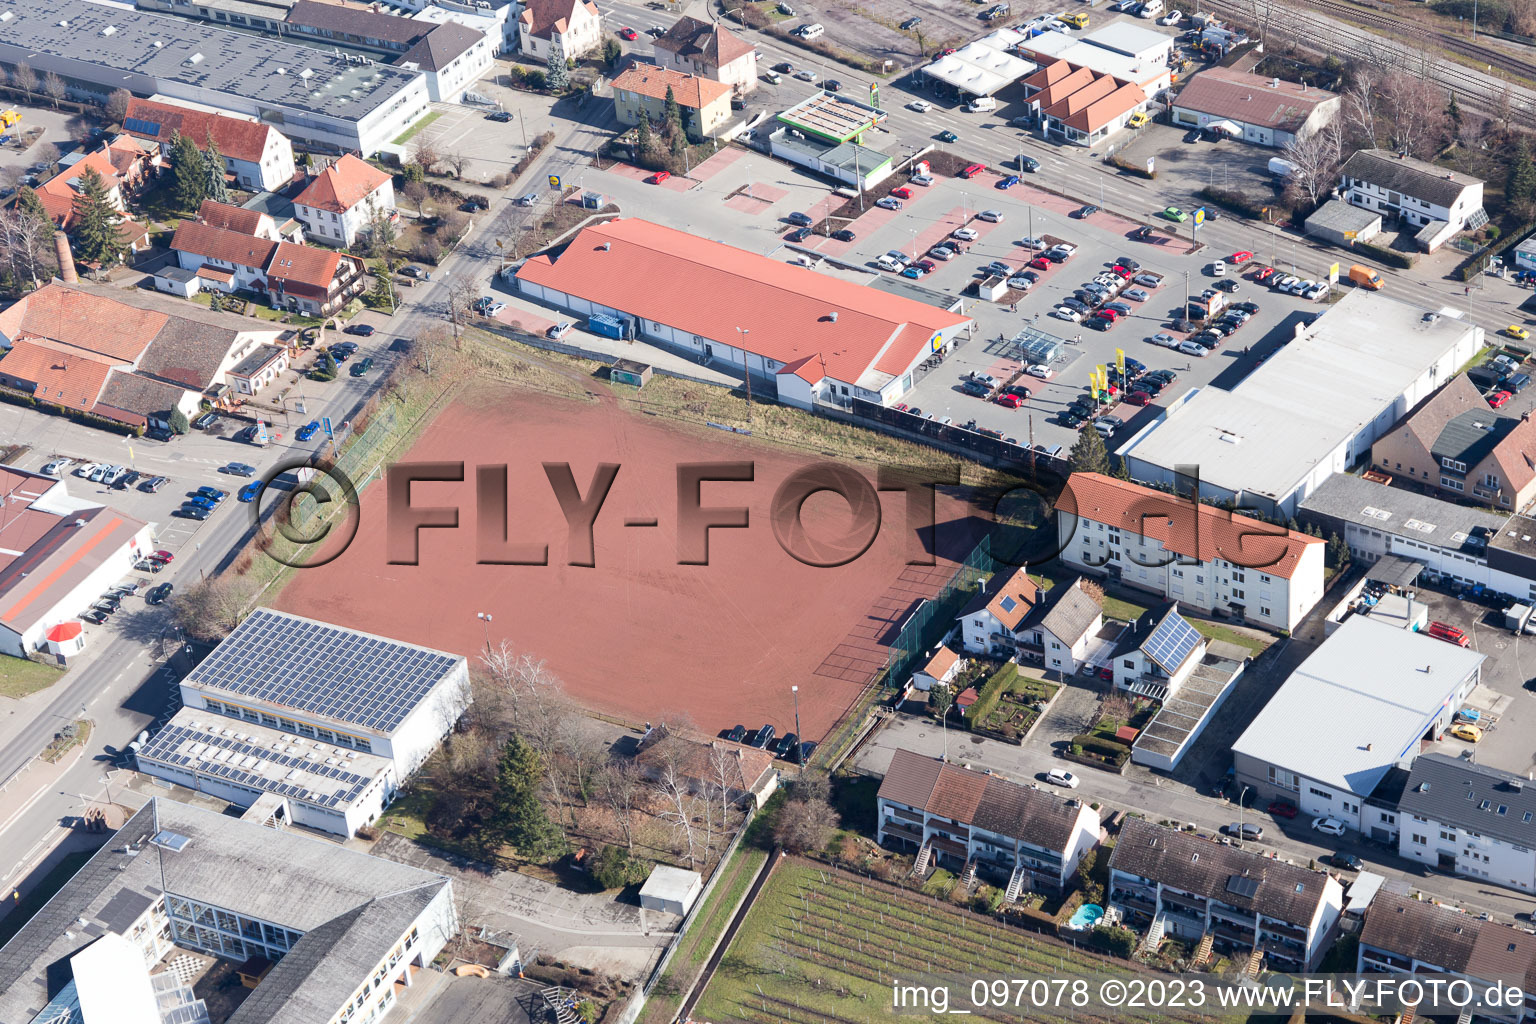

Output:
xmin=446 ymin=276 xmax=477 ymax=350
xmin=0 ymin=208 xmax=52 ymax=290
xmin=647 ymin=729 xmax=701 ymax=867
xmin=412 ymin=138 xmax=442 ymax=176
xmin=42 ymin=73 xmax=66 ymax=109
xmin=706 ymin=742 xmax=743 ymax=828
xmin=599 ymin=758 xmax=643 ymax=852
xmin=11 ymin=64 xmax=36 ymax=102
xmin=34 ymin=143 xmax=60 ymax=172
xmin=410 ymin=324 xmax=450 ymax=377
xmin=1379 ymin=69 xmax=1448 ymax=160
xmin=104 ymin=88 xmax=132 ymax=126
xmin=402 ymin=179 xmax=429 ymax=217
xmin=445 ymin=150 xmax=470 ymax=178
xmin=1282 ymin=120 xmax=1344 ymax=208
xmin=1341 ymin=68 xmax=1381 ymax=149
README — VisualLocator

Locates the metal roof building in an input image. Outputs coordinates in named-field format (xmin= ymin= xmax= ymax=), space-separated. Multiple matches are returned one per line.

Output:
xmin=1231 ymin=615 xmax=1484 ymax=833
xmin=922 ymin=33 xmax=1036 ymax=97
xmin=0 ymin=0 xmax=432 ymax=153
xmin=1119 ymin=291 xmax=1486 ymax=518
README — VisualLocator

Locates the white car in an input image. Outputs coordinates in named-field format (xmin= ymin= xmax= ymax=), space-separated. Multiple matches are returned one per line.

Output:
xmin=908 ymin=100 xmax=932 ymax=112
xmin=1312 ymin=816 xmax=1347 ymax=837
xmin=1303 ymin=282 xmax=1326 ymax=299
xmin=1159 ymin=8 xmax=1182 ymax=23
xmin=74 ymin=462 xmax=99 ymax=479
xmin=1006 ymin=276 xmax=1033 ymax=291
xmin=1179 ymin=340 xmax=1208 ymax=356
xmin=1053 ymin=308 xmax=1083 ymax=323
xmin=1150 ymin=333 xmax=1179 ymax=348
xmin=884 ymin=250 xmax=910 ymax=267
xmin=1020 ymin=364 xmax=1048 ymax=379
xmin=41 ymin=458 xmax=72 ymax=477
xmin=1049 ymin=243 xmax=1078 ymax=257
xmin=1018 ymin=236 xmax=1047 ymax=250
xmin=546 ymin=322 xmax=573 ymax=339
xmin=485 ymin=302 xmax=506 ymax=316
xmin=1046 ymin=768 xmax=1079 ymax=789
xmin=1211 ymin=260 xmax=1226 ymax=276
xmin=911 ymin=173 xmax=935 ymax=186
xmin=952 ymin=227 xmax=979 ymax=241
xmin=1275 ymin=275 xmax=1300 ymax=292
xmin=876 ymin=256 xmax=903 ymax=272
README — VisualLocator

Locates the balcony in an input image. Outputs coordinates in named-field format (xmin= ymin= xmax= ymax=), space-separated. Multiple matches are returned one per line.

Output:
xmin=1213 ymin=921 xmax=1256 ymax=944
xmin=889 ymin=806 xmax=924 ymax=825
xmin=927 ymin=820 xmax=969 ymax=840
xmin=1160 ymin=891 xmax=1207 ymax=914
xmin=1360 ymin=949 xmax=1411 ymax=972
xmin=883 ymin=820 xmax=923 ymax=844
xmin=1473 ymin=483 xmax=1503 ymax=502
xmin=1260 ymin=919 xmax=1308 ymax=942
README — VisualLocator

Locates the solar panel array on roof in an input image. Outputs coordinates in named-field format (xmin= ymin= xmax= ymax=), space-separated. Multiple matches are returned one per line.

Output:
xmin=186 ymin=609 xmax=459 ymax=731
xmin=136 ymin=720 xmax=374 ymax=808
xmin=1143 ymin=611 xmax=1200 ymax=675
xmin=122 ymin=116 xmax=162 ymax=137
xmin=1226 ymin=873 xmax=1259 ymax=899
xmin=1000 ymin=595 xmax=1017 ymax=614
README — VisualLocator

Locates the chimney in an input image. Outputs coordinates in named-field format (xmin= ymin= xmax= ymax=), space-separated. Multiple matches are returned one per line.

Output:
xmin=54 ymin=233 xmax=78 ymax=283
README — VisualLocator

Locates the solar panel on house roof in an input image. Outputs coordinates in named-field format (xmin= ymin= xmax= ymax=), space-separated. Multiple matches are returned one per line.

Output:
xmin=123 ymin=116 xmax=162 ymax=137
xmin=184 ymin=609 xmax=460 ymax=731
xmin=1000 ymin=595 xmax=1017 ymax=613
xmin=1226 ymin=874 xmax=1259 ymax=899
xmin=1143 ymin=611 xmax=1201 ymax=675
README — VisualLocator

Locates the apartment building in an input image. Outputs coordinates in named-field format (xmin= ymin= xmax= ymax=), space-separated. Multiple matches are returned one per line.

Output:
xmin=1056 ymin=473 xmax=1326 ymax=633
xmin=292 ymin=155 xmax=396 ymax=248
xmin=877 ymin=748 xmax=1101 ymax=900
xmin=1340 ymin=149 xmax=1486 ymax=250
xmin=1398 ymin=753 xmax=1536 ymax=894
xmin=1109 ymin=817 xmax=1344 ymax=972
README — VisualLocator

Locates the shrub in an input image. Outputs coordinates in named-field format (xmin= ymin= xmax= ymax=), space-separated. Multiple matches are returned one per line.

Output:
xmin=591 ymin=845 xmax=650 ymax=890
xmin=1195 ymin=186 xmax=1268 ymax=220
xmin=1352 ymin=241 xmax=1415 ymax=269
xmin=1091 ymin=924 xmax=1138 ymax=958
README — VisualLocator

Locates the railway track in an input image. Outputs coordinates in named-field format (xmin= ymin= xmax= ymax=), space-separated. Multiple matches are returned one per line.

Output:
xmin=1202 ymin=0 xmax=1536 ymax=128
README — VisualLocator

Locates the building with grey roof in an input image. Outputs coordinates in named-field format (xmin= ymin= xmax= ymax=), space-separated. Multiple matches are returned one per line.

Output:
xmin=0 ymin=0 xmax=433 ymax=154
xmin=875 ymin=747 xmax=1101 ymax=900
xmin=1359 ymin=891 xmax=1536 ymax=1006
xmin=1108 ymin=817 xmax=1344 ymax=972
xmin=1304 ymin=198 xmax=1382 ymax=246
xmin=1340 ymin=149 xmax=1486 ymax=249
xmin=0 ymin=797 xmax=455 ymax=1024
xmin=1231 ymin=615 xmax=1484 ymax=836
xmin=1297 ymin=474 xmax=1536 ymax=600
xmin=1397 ymin=753 xmax=1536 ymax=894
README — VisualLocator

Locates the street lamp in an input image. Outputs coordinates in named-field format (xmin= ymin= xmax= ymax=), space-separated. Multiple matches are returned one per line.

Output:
xmin=475 ymin=612 xmax=493 ymax=656
xmin=99 ymin=774 xmax=115 ymax=808
xmin=791 ymin=685 xmax=802 ymax=766
xmin=736 ymin=327 xmax=753 ymax=419
xmin=1237 ymin=784 xmax=1251 ymax=847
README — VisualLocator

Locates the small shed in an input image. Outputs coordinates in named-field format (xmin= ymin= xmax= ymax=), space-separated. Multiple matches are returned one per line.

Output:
xmin=153 ymin=266 xmax=200 ymax=299
xmin=954 ymin=686 xmax=979 ymax=710
xmin=44 ymin=621 xmax=85 ymax=661
xmin=639 ymin=864 xmax=703 ymax=916
xmin=1305 ymin=200 xmax=1382 ymax=247
xmin=611 ymin=358 xmax=653 ymax=387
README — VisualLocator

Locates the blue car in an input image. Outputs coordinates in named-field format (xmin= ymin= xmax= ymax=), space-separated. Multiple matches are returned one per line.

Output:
xmin=902 ymin=266 xmax=927 ymax=279
xmin=296 ymin=420 xmax=320 ymax=442
xmin=195 ymin=486 xmax=227 ymax=503
xmin=185 ymin=495 xmax=216 ymax=511
xmin=996 ymin=175 xmax=1020 ymax=189
xmin=238 ymin=481 xmax=263 ymax=503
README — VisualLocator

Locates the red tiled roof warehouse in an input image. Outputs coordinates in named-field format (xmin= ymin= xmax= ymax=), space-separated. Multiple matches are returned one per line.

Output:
xmin=515 ymin=218 xmax=973 ymax=407
xmin=1059 ymin=472 xmax=1322 ymax=579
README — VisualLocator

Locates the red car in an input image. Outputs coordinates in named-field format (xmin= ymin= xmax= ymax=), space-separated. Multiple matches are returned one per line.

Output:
xmin=890 ymin=186 xmax=913 ymax=199
xmin=914 ymin=258 xmax=937 ymax=273
xmin=618 ymin=26 xmax=638 ymax=39
xmin=153 ymin=550 xmax=175 ymax=562
xmin=1111 ymin=265 xmax=1134 ymax=278
xmin=1489 ymin=390 xmax=1513 ymax=409
xmin=1028 ymin=256 xmax=1051 ymax=270
xmin=1096 ymin=309 xmax=1120 ymax=321
xmin=1229 ymin=250 xmax=1254 ymax=264
xmin=1253 ymin=266 xmax=1276 ymax=281
xmin=1267 ymin=800 xmax=1299 ymax=819
xmin=995 ymin=394 xmax=1023 ymax=408
xmin=649 ymin=171 xmax=671 ymax=184
xmin=1125 ymin=391 xmax=1151 ymax=406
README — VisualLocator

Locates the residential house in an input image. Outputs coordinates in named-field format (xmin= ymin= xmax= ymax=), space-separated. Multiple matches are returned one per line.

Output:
xmin=0 ymin=282 xmax=290 ymax=428
xmin=1397 ymin=753 xmax=1536 ymax=895
xmin=652 ymin=15 xmax=758 ymax=96
xmin=1056 ymin=472 xmax=1327 ymax=633
xmin=876 ymin=748 xmax=1101 ymax=899
xmin=195 ymin=199 xmax=285 ymax=242
xmin=171 ymin=219 xmax=278 ymax=294
xmin=1025 ymin=577 xmax=1106 ymax=676
xmin=121 ymin=96 xmax=296 ymax=191
xmin=1108 ymin=602 xmax=1208 ymax=701
xmin=1170 ymin=67 xmax=1340 ymax=148
xmin=517 ymin=0 xmax=602 ymax=60
xmin=1371 ymin=374 xmax=1536 ymax=511
xmin=265 ymin=243 xmax=367 ymax=317
xmin=611 ymin=65 xmax=734 ymax=139
xmin=292 ymin=154 xmax=396 ymax=248
xmin=1339 ymin=149 xmax=1486 ymax=251
xmin=635 ymin=734 xmax=780 ymax=810
xmin=1108 ymin=817 xmax=1344 ymax=972
xmin=912 ymin=645 xmax=963 ymax=692
xmin=957 ymin=566 xmax=1043 ymax=658
xmin=35 ymin=136 xmax=156 ymax=255
xmin=1359 ymin=891 xmax=1536 ymax=1022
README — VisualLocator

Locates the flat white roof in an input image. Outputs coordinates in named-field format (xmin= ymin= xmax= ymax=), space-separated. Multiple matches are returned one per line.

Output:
xmin=1122 ymin=290 xmax=1481 ymax=501
xmin=72 ymin=934 xmax=160 ymax=1024
xmin=923 ymin=38 xmax=1036 ymax=95
xmin=640 ymin=864 xmax=702 ymax=902
xmin=1084 ymin=22 xmax=1175 ymax=59
xmin=1232 ymin=616 xmax=1485 ymax=796
xmin=1020 ymin=33 xmax=1168 ymax=84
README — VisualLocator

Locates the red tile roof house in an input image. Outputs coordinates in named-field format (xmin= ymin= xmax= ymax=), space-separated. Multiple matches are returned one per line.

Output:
xmin=292 ymin=154 xmax=396 ymax=249
xmin=121 ymin=97 xmax=297 ymax=192
xmin=1055 ymin=472 xmax=1326 ymax=634
xmin=0 ymin=466 xmax=152 ymax=661
xmin=652 ymin=15 xmax=759 ymax=96
xmin=518 ymin=0 xmax=603 ymax=61
xmin=515 ymin=219 xmax=974 ymax=410
xmin=0 ymin=282 xmax=291 ymax=427
xmin=172 ymin=202 xmax=366 ymax=316
xmin=35 ymin=137 xmax=157 ymax=256
xmin=1019 ymin=58 xmax=1149 ymax=147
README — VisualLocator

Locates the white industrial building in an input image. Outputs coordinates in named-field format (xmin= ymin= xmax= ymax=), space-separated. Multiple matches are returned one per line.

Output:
xmin=0 ymin=798 xmax=456 ymax=1024
xmin=922 ymin=30 xmax=1036 ymax=97
xmin=136 ymin=609 xmax=471 ymax=835
xmin=1056 ymin=473 xmax=1326 ymax=633
xmin=0 ymin=0 xmax=433 ymax=155
xmin=1118 ymin=291 xmax=1486 ymax=518
xmin=1231 ymin=615 xmax=1485 ymax=835
xmin=0 ymin=468 xmax=153 ymax=660
xmin=1397 ymin=754 xmax=1536 ymax=894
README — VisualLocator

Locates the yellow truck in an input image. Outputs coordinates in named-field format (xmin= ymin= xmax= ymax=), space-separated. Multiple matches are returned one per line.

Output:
xmin=1348 ymin=264 xmax=1382 ymax=290
xmin=0 ymin=110 xmax=20 ymax=129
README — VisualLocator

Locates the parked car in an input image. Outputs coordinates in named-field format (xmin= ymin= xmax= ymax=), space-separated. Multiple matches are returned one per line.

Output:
xmin=175 ymin=505 xmax=210 ymax=521
xmin=238 ymin=481 xmax=263 ymax=502
xmin=751 ymin=724 xmax=776 ymax=748
xmin=1331 ymin=852 xmax=1363 ymax=871
xmin=1450 ymin=722 xmax=1484 ymax=743
xmin=1179 ymin=340 xmax=1208 ymax=357
xmin=1046 ymin=768 xmax=1079 ymax=788
xmin=1221 ymin=822 xmax=1263 ymax=841
xmin=195 ymin=486 xmax=228 ymax=504
xmin=875 ymin=196 xmax=903 ymax=211
xmin=82 ymin=610 xmax=109 ymax=625
xmin=146 ymin=582 xmax=174 ymax=605
xmin=727 ymin=724 xmax=747 ymax=743
xmin=223 ymin=463 xmax=256 ymax=477
xmin=1312 ymin=816 xmax=1347 ymax=836
xmin=1076 ymin=204 xmax=1099 ymax=218
xmin=910 ymin=173 xmax=935 ymax=186
xmin=1134 ymin=273 xmax=1161 ymax=288
xmin=832 ymin=229 xmax=856 ymax=242
xmin=142 ymin=475 xmax=168 ymax=493
xmin=517 ymin=193 xmax=540 ymax=207
xmin=41 ymin=458 xmax=73 ymax=477
xmin=487 ymin=109 xmax=515 ymax=121
xmin=547 ymin=322 xmax=573 ymax=340
xmin=349 ymin=356 xmax=375 ymax=377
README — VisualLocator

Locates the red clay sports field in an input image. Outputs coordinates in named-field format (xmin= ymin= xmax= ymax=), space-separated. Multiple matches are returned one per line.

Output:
xmin=276 ymin=388 xmax=985 ymax=740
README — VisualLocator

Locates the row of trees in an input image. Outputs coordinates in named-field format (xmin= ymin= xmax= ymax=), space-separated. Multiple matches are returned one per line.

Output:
xmin=6 ymin=63 xmax=69 ymax=109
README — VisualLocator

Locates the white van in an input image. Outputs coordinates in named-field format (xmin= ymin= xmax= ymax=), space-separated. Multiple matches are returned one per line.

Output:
xmin=1138 ymin=0 xmax=1164 ymax=17
xmin=798 ymin=22 xmax=824 ymax=38
xmin=966 ymin=96 xmax=997 ymax=112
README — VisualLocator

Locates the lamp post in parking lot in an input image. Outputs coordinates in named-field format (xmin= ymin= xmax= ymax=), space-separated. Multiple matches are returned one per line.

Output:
xmin=1237 ymin=783 xmax=1251 ymax=848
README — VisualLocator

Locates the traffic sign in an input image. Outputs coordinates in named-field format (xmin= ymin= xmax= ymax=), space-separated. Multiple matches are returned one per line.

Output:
xmin=548 ymin=174 xmax=562 ymax=190
xmin=1328 ymin=261 xmax=1341 ymax=285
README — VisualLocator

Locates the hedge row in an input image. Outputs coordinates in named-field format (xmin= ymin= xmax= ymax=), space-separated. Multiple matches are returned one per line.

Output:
xmin=0 ymin=385 xmax=145 ymax=435
xmin=1195 ymin=186 xmax=1266 ymax=220
xmin=1453 ymin=220 xmax=1536 ymax=281
xmin=964 ymin=667 xmax=1015 ymax=725
xmin=1072 ymin=734 xmax=1132 ymax=759
xmin=1351 ymin=241 xmax=1415 ymax=270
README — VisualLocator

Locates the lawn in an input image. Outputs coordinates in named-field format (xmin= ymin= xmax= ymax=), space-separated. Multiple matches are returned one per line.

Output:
xmin=0 ymin=657 xmax=65 ymax=699
xmin=392 ymin=110 xmax=442 ymax=146
xmin=639 ymin=842 xmax=769 ymax=1024
xmin=694 ymin=859 xmax=1249 ymax=1024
